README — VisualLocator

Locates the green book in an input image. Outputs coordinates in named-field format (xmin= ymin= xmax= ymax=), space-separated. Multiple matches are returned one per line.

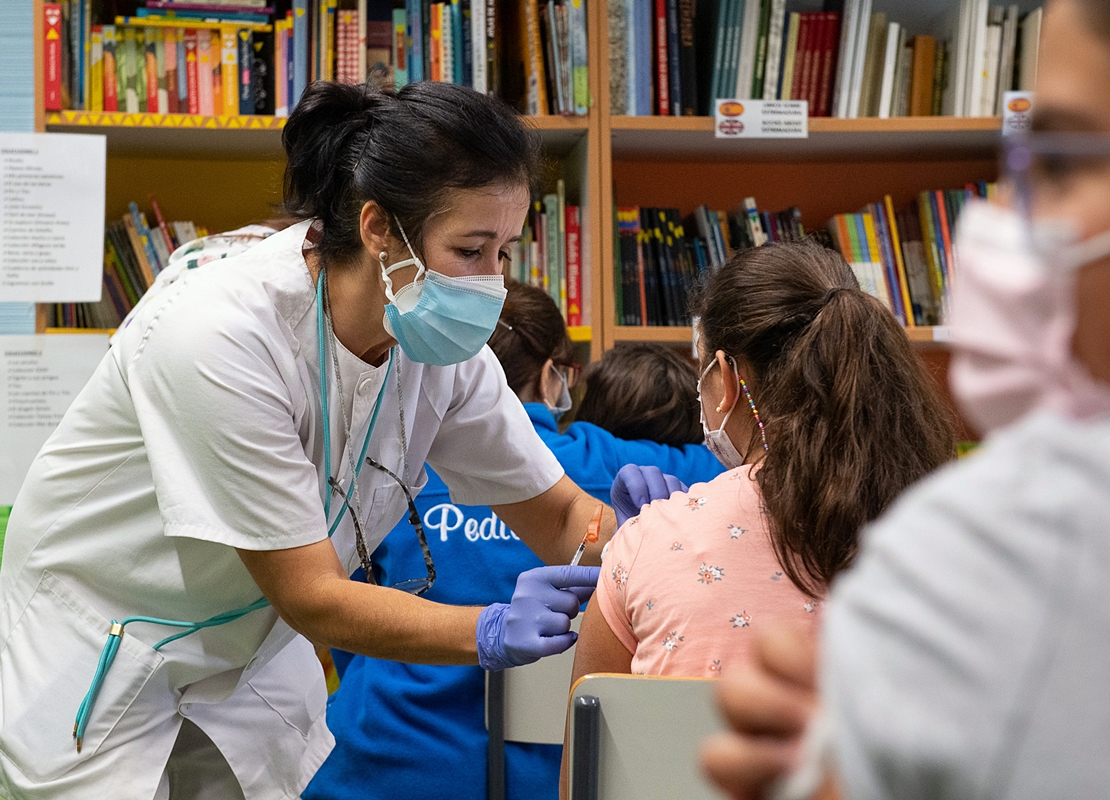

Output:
xmin=751 ymin=0 xmax=773 ymax=98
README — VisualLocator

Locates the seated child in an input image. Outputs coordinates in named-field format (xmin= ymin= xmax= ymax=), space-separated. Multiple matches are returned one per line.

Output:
xmin=574 ymin=342 xmax=704 ymax=447
xmin=570 ymin=242 xmax=956 ymax=681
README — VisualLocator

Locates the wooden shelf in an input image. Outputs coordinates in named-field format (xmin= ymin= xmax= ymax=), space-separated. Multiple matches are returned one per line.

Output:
xmin=609 ymin=115 xmax=1004 ymax=162
xmin=44 ymin=110 xmax=589 ymax=158
xmin=905 ymin=325 xmax=952 ymax=347
xmin=611 ymin=326 xmax=694 ymax=344
xmin=609 ymin=325 xmax=951 ymax=348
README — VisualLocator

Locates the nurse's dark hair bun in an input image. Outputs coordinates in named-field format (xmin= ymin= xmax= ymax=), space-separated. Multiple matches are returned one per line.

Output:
xmin=282 ymin=80 xmax=541 ymax=262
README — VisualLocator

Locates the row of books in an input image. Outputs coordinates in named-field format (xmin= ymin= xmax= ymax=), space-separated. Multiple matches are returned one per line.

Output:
xmin=508 ymin=181 xmax=585 ymax=326
xmin=609 ymin=0 xmax=1042 ymax=118
xmin=615 ymin=200 xmax=809 ymax=327
xmin=42 ymin=0 xmax=590 ymax=118
xmin=615 ymin=184 xmax=996 ymax=329
xmin=47 ymin=200 xmax=207 ymax=329
xmin=828 ymin=185 xmax=995 ymax=327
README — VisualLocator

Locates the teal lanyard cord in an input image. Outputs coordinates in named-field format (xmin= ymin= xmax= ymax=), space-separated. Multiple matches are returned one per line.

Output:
xmin=74 ymin=268 xmax=393 ymax=752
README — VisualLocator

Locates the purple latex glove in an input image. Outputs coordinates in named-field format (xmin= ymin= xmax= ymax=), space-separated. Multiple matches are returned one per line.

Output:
xmin=476 ymin=565 xmax=601 ymax=672
xmin=610 ymin=464 xmax=688 ymax=528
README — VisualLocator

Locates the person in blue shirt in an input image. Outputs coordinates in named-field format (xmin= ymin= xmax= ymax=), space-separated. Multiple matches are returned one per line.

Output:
xmin=305 ymin=282 xmax=724 ymax=800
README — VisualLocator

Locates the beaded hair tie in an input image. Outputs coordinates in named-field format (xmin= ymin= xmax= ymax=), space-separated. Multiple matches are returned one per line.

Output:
xmin=738 ymin=376 xmax=769 ymax=453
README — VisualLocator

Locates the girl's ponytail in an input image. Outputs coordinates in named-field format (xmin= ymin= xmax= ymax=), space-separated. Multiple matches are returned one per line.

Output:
xmin=691 ymin=243 xmax=956 ymax=597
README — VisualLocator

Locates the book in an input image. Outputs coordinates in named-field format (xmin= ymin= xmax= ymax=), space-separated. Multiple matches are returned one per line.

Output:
xmin=566 ymin=204 xmax=582 ymax=326
xmin=779 ymin=11 xmax=799 ymax=100
xmin=568 ymin=0 xmax=588 ymax=114
xmin=907 ymin=35 xmax=936 ymax=117
xmin=89 ymin=25 xmax=103 ymax=111
xmin=677 ymin=0 xmax=697 ymax=115
xmin=1018 ymin=7 xmax=1042 ymax=91
xmin=236 ymin=28 xmax=252 ymax=112
xmin=995 ymin=4 xmax=1019 ymax=115
xmin=876 ymin=22 xmax=899 ymax=118
xmin=162 ymin=28 xmax=178 ymax=113
xmin=761 ymin=0 xmax=786 ymax=100
xmin=183 ymin=30 xmax=200 ymax=113
xmin=734 ymin=0 xmax=760 ymax=99
xmin=45 ymin=4 xmax=64 ymax=110
xmin=750 ymin=0 xmax=772 ymax=100
xmin=813 ymin=12 xmax=837 ymax=117
xmin=210 ymin=30 xmax=223 ymax=113
xmin=654 ymin=0 xmax=669 ymax=115
xmin=524 ymin=0 xmax=547 ymax=114
xmin=103 ymin=26 xmax=119 ymax=111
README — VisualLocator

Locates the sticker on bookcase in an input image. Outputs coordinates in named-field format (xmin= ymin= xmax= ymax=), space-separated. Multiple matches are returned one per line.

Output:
xmin=1002 ymin=92 xmax=1034 ymax=136
xmin=715 ymin=100 xmax=808 ymax=140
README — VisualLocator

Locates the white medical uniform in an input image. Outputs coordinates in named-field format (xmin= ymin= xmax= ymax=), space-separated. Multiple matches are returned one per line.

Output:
xmin=0 ymin=221 xmax=563 ymax=799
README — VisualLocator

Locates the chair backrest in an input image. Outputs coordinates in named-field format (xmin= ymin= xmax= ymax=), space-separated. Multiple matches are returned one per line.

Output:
xmin=485 ymin=615 xmax=581 ymax=745
xmin=567 ymin=674 xmax=725 ymax=800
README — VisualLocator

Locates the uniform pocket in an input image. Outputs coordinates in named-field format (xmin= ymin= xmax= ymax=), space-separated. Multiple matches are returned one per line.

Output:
xmin=0 ymin=571 xmax=163 ymax=782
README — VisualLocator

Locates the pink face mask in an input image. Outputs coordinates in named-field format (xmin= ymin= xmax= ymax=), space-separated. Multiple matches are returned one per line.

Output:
xmin=949 ymin=199 xmax=1110 ymax=435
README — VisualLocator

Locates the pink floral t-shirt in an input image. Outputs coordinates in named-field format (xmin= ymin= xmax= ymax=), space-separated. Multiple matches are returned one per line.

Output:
xmin=596 ymin=465 xmax=820 ymax=677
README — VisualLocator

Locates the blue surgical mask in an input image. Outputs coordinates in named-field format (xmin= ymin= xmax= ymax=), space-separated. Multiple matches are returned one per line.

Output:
xmin=381 ymin=220 xmax=507 ymax=366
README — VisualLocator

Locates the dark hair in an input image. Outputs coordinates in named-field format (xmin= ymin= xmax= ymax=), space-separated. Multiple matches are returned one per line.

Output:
xmin=488 ymin=281 xmax=574 ymax=396
xmin=690 ymin=242 xmax=956 ymax=598
xmin=576 ymin=343 xmax=703 ymax=447
xmin=282 ymin=81 xmax=542 ymax=262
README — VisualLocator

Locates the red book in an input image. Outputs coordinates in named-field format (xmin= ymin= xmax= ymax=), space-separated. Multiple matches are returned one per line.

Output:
xmin=44 ymin=4 xmax=63 ymax=110
xmin=816 ymin=13 xmax=841 ymax=117
xmin=934 ymin=190 xmax=955 ymax=280
xmin=184 ymin=31 xmax=200 ymax=114
xmin=565 ymin=205 xmax=582 ymax=327
xmin=792 ymin=13 xmax=814 ymax=108
xmin=803 ymin=14 xmax=826 ymax=113
xmin=654 ymin=0 xmax=669 ymax=115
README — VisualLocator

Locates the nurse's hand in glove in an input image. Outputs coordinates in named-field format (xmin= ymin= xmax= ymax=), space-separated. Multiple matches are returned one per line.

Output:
xmin=611 ymin=464 xmax=687 ymax=528
xmin=476 ymin=565 xmax=601 ymax=672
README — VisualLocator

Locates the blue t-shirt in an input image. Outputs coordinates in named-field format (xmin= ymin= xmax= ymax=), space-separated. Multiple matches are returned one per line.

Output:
xmin=304 ymin=404 xmax=724 ymax=800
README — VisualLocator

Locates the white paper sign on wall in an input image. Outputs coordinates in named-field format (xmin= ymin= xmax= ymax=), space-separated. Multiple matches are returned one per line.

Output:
xmin=1 ymin=333 xmax=108 ymax=504
xmin=0 ymin=132 xmax=106 ymax=303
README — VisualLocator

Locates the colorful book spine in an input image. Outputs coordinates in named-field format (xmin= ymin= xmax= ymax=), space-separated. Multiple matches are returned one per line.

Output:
xmin=430 ymin=3 xmax=442 ymax=82
xmin=103 ymin=25 xmax=119 ymax=111
xmin=219 ymin=27 xmax=238 ymax=115
xmin=89 ymin=26 xmax=104 ymax=111
xmin=524 ymin=0 xmax=547 ymax=114
xmin=565 ymin=204 xmax=582 ymax=326
xmin=184 ymin=30 xmax=200 ymax=113
xmin=291 ymin=0 xmax=307 ymax=107
xmin=238 ymin=29 xmax=253 ymax=113
xmin=122 ymin=27 xmax=140 ymax=112
xmin=393 ymin=8 xmax=410 ymax=87
xmin=654 ymin=0 xmax=669 ymax=115
xmin=44 ymin=4 xmax=63 ymax=111
xmin=209 ymin=30 xmax=223 ymax=114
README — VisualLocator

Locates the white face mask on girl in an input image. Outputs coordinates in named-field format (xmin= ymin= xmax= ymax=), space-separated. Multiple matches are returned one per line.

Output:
xmin=698 ymin=360 xmax=748 ymax=469
xmin=546 ymin=364 xmax=572 ymax=420
xmin=949 ymin=200 xmax=1110 ymax=434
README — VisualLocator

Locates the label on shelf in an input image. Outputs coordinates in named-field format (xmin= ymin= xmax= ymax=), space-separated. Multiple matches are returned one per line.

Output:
xmin=0 ymin=133 xmax=106 ymax=303
xmin=1 ymin=333 xmax=109 ymax=504
xmin=1002 ymin=92 xmax=1035 ymax=137
xmin=714 ymin=100 xmax=809 ymax=139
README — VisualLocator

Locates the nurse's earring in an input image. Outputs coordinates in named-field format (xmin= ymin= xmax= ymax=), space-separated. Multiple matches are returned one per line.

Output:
xmin=378 ymin=250 xmax=389 ymax=267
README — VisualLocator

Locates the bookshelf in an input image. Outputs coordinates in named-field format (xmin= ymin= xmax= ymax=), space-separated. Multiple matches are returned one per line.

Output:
xmin=27 ymin=0 xmax=1017 ymax=375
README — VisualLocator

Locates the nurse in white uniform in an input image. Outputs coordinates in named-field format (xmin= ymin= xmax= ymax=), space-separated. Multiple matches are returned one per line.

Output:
xmin=0 ymin=80 xmax=611 ymax=799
